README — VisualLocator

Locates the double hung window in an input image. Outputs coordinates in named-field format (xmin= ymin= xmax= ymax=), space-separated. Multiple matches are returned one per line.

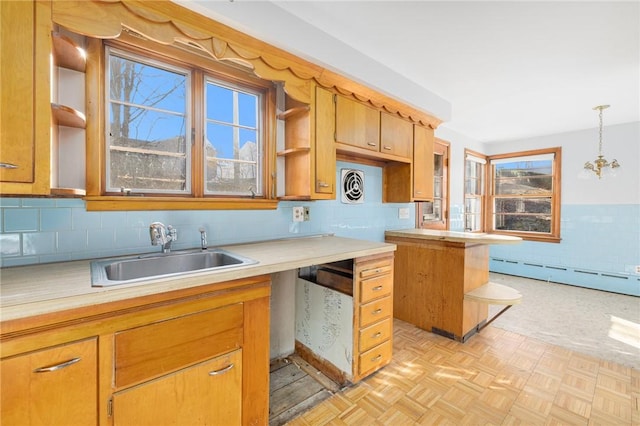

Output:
xmin=464 ymin=150 xmax=487 ymax=232
xmin=488 ymin=148 xmax=561 ymax=242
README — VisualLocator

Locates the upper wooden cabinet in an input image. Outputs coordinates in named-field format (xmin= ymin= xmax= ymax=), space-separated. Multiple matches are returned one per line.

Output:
xmin=335 ymin=95 xmax=380 ymax=152
xmin=279 ymin=85 xmax=336 ymax=200
xmin=412 ymin=125 xmax=435 ymax=201
xmin=380 ymin=112 xmax=413 ymax=159
xmin=335 ymin=96 xmax=414 ymax=163
xmin=383 ymin=124 xmax=433 ymax=203
xmin=0 ymin=1 xmax=51 ymax=195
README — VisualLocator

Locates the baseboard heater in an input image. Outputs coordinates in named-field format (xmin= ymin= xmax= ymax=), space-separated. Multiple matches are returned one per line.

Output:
xmin=491 ymin=257 xmax=634 ymax=281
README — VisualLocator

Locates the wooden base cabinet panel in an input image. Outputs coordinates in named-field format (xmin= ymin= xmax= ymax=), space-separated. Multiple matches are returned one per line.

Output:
xmin=388 ymin=237 xmax=488 ymax=341
xmin=295 ymin=254 xmax=394 ymax=385
xmin=113 ymin=349 xmax=242 ymax=426
xmin=1 ymin=276 xmax=271 ymax=426
xmin=0 ymin=338 xmax=98 ymax=426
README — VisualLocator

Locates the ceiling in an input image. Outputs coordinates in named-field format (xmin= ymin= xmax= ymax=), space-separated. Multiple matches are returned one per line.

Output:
xmin=176 ymin=1 xmax=639 ymax=143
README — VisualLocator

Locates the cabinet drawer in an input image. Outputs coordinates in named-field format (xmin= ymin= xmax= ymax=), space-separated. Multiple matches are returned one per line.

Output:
xmin=359 ymin=296 xmax=392 ymax=328
xmin=358 ymin=260 xmax=392 ymax=280
xmin=358 ymin=339 xmax=392 ymax=376
xmin=360 ymin=273 xmax=392 ymax=303
xmin=359 ymin=318 xmax=392 ymax=352
xmin=115 ymin=303 xmax=243 ymax=388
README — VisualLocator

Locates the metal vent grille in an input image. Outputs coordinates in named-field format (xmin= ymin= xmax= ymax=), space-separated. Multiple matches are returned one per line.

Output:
xmin=341 ymin=169 xmax=364 ymax=204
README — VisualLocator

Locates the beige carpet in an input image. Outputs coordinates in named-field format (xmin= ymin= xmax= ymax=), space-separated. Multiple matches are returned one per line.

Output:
xmin=487 ymin=272 xmax=640 ymax=370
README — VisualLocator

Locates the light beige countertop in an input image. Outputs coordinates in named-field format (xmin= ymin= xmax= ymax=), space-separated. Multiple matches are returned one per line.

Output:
xmin=0 ymin=235 xmax=395 ymax=322
xmin=385 ymin=229 xmax=522 ymax=245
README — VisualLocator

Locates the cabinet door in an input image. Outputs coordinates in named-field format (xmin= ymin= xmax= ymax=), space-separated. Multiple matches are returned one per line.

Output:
xmin=380 ymin=113 xmax=413 ymax=159
xmin=314 ymin=86 xmax=336 ymax=196
xmin=113 ymin=349 xmax=242 ymax=426
xmin=0 ymin=0 xmax=50 ymax=193
xmin=335 ymin=95 xmax=380 ymax=151
xmin=0 ymin=1 xmax=35 ymax=182
xmin=0 ymin=338 xmax=98 ymax=425
xmin=413 ymin=125 xmax=435 ymax=200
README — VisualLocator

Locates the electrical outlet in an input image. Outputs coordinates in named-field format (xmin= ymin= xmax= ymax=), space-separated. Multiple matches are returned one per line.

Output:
xmin=636 ymin=265 xmax=640 ymax=274
xmin=293 ymin=206 xmax=304 ymax=222
xmin=398 ymin=207 xmax=410 ymax=219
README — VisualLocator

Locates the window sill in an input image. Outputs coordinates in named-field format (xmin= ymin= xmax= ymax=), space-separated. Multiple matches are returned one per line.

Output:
xmin=491 ymin=230 xmax=561 ymax=244
xmin=84 ymin=196 xmax=279 ymax=211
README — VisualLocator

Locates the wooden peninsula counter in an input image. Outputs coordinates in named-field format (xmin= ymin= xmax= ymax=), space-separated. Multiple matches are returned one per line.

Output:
xmin=385 ymin=229 xmax=521 ymax=342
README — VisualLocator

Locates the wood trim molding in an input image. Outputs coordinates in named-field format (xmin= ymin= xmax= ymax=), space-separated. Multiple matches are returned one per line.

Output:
xmin=51 ymin=0 xmax=441 ymax=127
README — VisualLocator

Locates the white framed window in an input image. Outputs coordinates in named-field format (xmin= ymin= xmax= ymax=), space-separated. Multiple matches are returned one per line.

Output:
xmin=464 ymin=150 xmax=487 ymax=232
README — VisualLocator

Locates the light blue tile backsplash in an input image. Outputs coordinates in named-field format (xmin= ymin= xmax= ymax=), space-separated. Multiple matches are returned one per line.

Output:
xmin=490 ymin=204 xmax=640 ymax=296
xmin=0 ymin=161 xmax=416 ymax=267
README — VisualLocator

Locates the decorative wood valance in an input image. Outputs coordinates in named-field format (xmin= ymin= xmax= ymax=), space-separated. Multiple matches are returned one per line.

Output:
xmin=51 ymin=0 xmax=441 ymax=128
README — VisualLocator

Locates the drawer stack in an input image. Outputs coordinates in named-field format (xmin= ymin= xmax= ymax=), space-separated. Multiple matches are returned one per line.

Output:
xmin=354 ymin=255 xmax=393 ymax=379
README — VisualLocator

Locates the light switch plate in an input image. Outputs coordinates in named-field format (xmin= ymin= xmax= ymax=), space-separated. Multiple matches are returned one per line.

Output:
xmin=398 ymin=207 xmax=410 ymax=219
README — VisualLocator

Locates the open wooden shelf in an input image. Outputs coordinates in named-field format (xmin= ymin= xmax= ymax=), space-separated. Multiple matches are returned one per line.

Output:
xmin=277 ymin=106 xmax=310 ymax=121
xmin=52 ymin=32 xmax=86 ymax=72
xmin=276 ymin=147 xmax=311 ymax=157
xmin=52 ymin=103 xmax=86 ymax=129
xmin=50 ymin=187 xmax=86 ymax=197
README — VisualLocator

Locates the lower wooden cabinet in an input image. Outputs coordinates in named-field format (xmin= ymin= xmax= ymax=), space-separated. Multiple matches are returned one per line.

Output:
xmin=112 ymin=349 xmax=242 ymax=425
xmin=0 ymin=338 xmax=98 ymax=425
xmin=295 ymin=253 xmax=394 ymax=384
xmin=0 ymin=276 xmax=271 ymax=426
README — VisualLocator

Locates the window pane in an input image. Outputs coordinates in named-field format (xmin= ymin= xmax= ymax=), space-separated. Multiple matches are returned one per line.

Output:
xmin=493 ymin=197 xmax=552 ymax=233
xmin=205 ymin=80 xmax=261 ymax=195
xmin=495 ymin=175 xmax=553 ymax=195
xmin=107 ymin=50 xmax=189 ymax=193
xmin=464 ymin=197 xmax=483 ymax=231
xmin=494 ymin=214 xmax=551 ymax=233
xmin=495 ymin=197 xmax=551 ymax=214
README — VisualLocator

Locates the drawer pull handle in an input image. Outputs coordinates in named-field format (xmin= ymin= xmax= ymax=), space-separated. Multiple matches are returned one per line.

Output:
xmin=383 ymin=145 xmax=392 ymax=151
xmin=372 ymin=285 xmax=383 ymax=291
xmin=372 ymin=308 xmax=383 ymax=315
xmin=318 ymin=182 xmax=329 ymax=188
xmin=0 ymin=162 xmax=18 ymax=169
xmin=367 ymin=142 xmax=377 ymax=147
xmin=372 ymin=332 xmax=382 ymax=338
xmin=34 ymin=357 xmax=81 ymax=373
xmin=371 ymin=354 xmax=382 ymax=362
xmin=209 ymin=363 xmax=234 ymax=376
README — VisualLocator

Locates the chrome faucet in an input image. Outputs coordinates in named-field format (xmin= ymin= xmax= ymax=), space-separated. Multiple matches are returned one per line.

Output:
xmin=199 ymin=227 xmax=208 ymax=250
xmin=149 ymin=222 xmax=177 ymax=253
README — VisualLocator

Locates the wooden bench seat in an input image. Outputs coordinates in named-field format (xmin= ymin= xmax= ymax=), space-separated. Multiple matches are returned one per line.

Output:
xmin=464 ymin=282 xmax=522 ymax=333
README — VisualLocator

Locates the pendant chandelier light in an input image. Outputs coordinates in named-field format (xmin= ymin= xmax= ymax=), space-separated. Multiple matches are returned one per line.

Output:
xmin=583 ymin=105 xmax=620 ymax=179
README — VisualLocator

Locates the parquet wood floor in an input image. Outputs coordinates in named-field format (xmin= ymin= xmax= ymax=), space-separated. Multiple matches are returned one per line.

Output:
xmin=287 ymin=319 xmax=639 ymax=425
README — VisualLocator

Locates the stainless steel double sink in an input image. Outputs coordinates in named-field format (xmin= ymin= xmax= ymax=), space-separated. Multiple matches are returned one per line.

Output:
xmin=90 ymin=248 xmax=258 ymax=287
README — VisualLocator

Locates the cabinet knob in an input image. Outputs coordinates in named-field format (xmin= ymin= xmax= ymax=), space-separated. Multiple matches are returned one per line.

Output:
xmin=0 ymin=162 xmax=18 ymax=169
xmin=34 ymin=357 xmax=81 ymax=373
